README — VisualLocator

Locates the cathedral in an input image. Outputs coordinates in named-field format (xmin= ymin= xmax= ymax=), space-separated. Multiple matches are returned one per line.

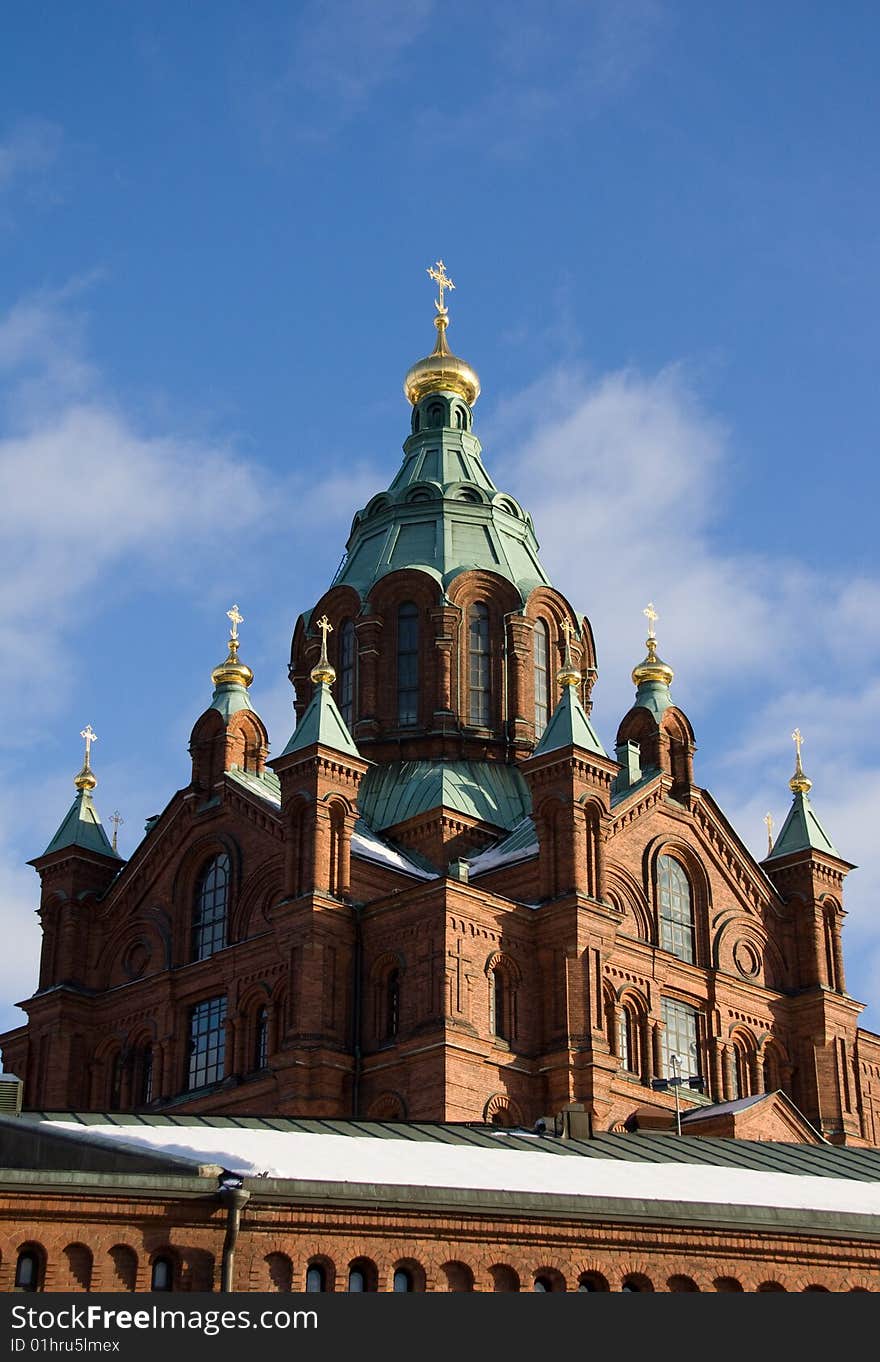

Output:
xmin=3 ymin=263 xmax=879 ymax=1150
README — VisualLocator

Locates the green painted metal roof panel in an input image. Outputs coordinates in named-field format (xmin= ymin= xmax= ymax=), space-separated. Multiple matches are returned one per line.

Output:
xmin=767 ymin=792 xmax=839 ymax=860
xmin=42 ymin=791 xmax=122 ymax=860
xmin=279 ymin=683 xmax=360 ymax=759
xmin=533 ymin=685 xmax=607 ymax=758
xmin=358 ymin=760 xmax=531 ymax=833
xmin=210 ymin=683 xmax=253 ymax=720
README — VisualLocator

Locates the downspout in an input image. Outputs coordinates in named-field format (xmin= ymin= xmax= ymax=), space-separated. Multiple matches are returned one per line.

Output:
xmin=218 ymin=1184 xmax=251 ymax=1293
xmin=352 ymin=902 xmax=363 ymax=1117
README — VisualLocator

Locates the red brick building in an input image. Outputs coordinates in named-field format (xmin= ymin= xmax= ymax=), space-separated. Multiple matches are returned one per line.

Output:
xmin=2 ymin=278 xmax=879 ymax=1148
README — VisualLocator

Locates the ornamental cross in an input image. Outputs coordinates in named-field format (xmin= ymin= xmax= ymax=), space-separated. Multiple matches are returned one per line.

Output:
xmin=316 ymin=614 xmax=333 ymax=649
xmin=110 ymin=810 xmax=124 ymax=852
xmin=562 ymin=618 xmax=577 ymax=649
xmin=80 ymin=724 xmax=97 ymax=766
xmin=792 ymin=728 xmax=804 ymax=764
xmin=764 ymin=811 xmax=774 ymax=854
xmin=427 ymin=259 xmax=455 ymax=313
xmin=227 ymin=603 xmax=244 ymax=640
xmin=643 ymin=602 xmax=659 ymax=639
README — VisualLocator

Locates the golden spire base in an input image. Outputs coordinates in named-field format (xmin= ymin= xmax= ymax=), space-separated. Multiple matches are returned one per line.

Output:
xmin=789 ymin=727 xmax=812 ymax=794
xmin=557 ymin=618 xmax=581 ymax=688
xmin=632 ymin=636 xmax=674 ymax=687
xmin=310 ymin=614 xmax=337 ymax=686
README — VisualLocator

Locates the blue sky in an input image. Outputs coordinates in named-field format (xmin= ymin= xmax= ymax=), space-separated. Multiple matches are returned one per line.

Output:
xmin=1 ymin=1 xmax=879 ymax=1035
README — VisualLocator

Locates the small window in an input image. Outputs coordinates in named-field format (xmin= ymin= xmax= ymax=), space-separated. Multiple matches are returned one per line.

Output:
xmin=151 ymin=1256 xmax=173 ymax=1292
xmin=492 ymin=968 xmax=506 ymax=1040
xmin=15 ymin=1249 xmax=39 ymax=1292
xmin=468 ymin=602 xmax=491 ymax=727
xmin=386 ymin=969 xmax=400 ymax=1040
xmin=306 ymin=1264 xmax=326 ymax=1293
xmin=254 ymin=1006 xmax=269 ymax=1071
xmin=187 ymin=996 xmax=227 ymax=1090
xmin=397 ymin=603 xmax=419 ymax=727
xmin=393 ymin=1268 xmax=412 ymax=1293
xmin=533 ymin=1275 xmax=553 ymax=1292
xmin=139 ymin=1047 xmax=153 ymax=1105
xmin=534 ymin=619 xmax=550 ymax=737
xmin=428 ymin=403 xmax=444 ymax=428
xmin=192 ymin=854 xmax=230 ymax=961
xmin=348 ymin=1268 xmax=365 ymax=1292
xmin=657 ymin=855 xmax=695 ymax=963
xmin=619 ymin=1006 xmax=636 ymax=1071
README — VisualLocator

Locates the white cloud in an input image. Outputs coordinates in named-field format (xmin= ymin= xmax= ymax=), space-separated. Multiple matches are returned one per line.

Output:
xmin=0 ymin=118 xmax=62 ymax=193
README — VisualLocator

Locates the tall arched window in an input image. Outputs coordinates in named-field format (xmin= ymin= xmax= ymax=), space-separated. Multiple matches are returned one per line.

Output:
xmin=492 ymin=968 xmax=506 ymax=1040
xmin=15 ymin=1248 xmax=40 ymax=1292
xmin=468 ymin=602 xmax=491 ymax=727
xmin=619 ymin=1005 xmax=636 ymax=1072
xmin=534 ymin=619 xmax=550 ymax=737
xmin=339 ymin=619 xmax=356 ymax=730
xmin=397 ymin=603 xmax=419 ymax=726
xmin=386 ymin=969 xmax=400 ymax=1040
xmin=254 ymin=1006 xmax=269 ymax=1071
xmin=192 ymin=854 xmax=229 ymax=961
xmin=657 ymin=855 xmax=695 ymax=963
xmin=138 ymin=1046 xmax=153 ymax=1106
xmin=151 ymin=1256 xmax=173 ymax=1292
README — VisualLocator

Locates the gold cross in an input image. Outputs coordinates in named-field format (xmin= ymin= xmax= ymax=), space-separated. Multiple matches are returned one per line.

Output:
xmin=763 ymin=811 xmax=774 ymax=854
xmin=427 ymin=259 xmax=455 ymax=313
xmin=562 ymin=618 xmax=576 ymax=648
xmin=227 ymin=603 xmax=244 ymax=640
xmin=643 ymin=602 xmax=659 ymax=639
xmin=110 ymin=810 xmax=124 ymax=852
xmin=80 ymin=725 xmax=97 ymax=766
xmin=792 ymin=727 xmax=804 ymax=763
xmin=316 ymin=614 xmax=333 ymax=648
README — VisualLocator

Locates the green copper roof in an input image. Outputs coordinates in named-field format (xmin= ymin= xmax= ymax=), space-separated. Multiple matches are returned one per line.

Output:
xmin=633 ymin=678 xmax=674 ymax=722
xmin=210 ymin=681 xmax=253 ymax=721
xmin=41 ymin=790 xmax=122 ymax=860
xmin=358 ymin=759 xmax=531 ymax=833
xmin=533 ymin=685 xmax=607 ymax=758
xmin=278 ymin=682 xmax=361 ymax=759
xmin=332 ymin=423 xmax=551 ymax=602
xmin=765 ymin=791 xmax=839 ymax=861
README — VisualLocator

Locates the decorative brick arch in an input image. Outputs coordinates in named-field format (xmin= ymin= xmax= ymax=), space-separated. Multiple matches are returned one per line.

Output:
xmin=366 ymin=1090 xmax=407 ymax=1120
xmin=483 ymin=1093 xmax=523 ymax=1127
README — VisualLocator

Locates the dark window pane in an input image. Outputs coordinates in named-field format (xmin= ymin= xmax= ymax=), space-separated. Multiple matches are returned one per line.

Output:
xmin=187 ymin=996 xmax=227 ymax=1090
xmin=192 ymin=855 xmax=229 ymax=961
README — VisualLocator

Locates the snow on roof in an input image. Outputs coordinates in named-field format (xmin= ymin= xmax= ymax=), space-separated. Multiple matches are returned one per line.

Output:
xmin=40 ymin=1122 xmax=880 ymax=1219
xmin=351 ymin=823 xmax=437 ymax=880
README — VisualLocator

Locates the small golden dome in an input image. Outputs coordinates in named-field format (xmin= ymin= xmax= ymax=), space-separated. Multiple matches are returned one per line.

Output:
xmin=212 ymin=606 xmax=254 ymax=690
xmin=74 ymin=763 xmax=97 ymax=793
xmin=789 ymin=729 xmax=812 ymax=794
xmin=404 ymin=312 xmax=480 ymax=407
xmin=632 ymin=636 xmax=674 ymax=688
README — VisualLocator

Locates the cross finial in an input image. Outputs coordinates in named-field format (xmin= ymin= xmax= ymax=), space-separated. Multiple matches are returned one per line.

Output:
xmin=227 ymin=603 xmax=244 ymax=641
xmin=427 ymin=259 xmax=455 ymax=314
xmin=789 ymin=726 xmax=812 ymax=795
xmin=316 ymin=614 xmax=333 ymax=648
xmin=792 ymin=728 xmax=804 ymax=764
xmin=763 ymin=811 xmax=774 ymax=854
xmin=643 ymin=602 xmax=659 ymax=639
xmin=310 ymin=614 xmax=337 ymax=685
xmin=80 ymin=724 xmax=97 ymax=767
xmin=110 ymin=810 xmax=124 ymax=852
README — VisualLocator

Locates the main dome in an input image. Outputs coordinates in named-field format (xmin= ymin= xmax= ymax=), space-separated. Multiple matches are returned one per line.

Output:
xmin=404 ymin=311 xmax=481 ymax=407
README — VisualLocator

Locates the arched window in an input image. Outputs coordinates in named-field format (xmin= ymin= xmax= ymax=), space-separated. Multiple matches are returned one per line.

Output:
xmin=657 ymin=855 xmax=695 ymax=963
xmin=393 ymin=1268 xmax=412 ymax=1293
xmin=468 ymin=602 xmax=491 ymax=727
xmin=428 ymin=402 xmax=444 ymax=428
xmin=15 ymin=1248 xmax=40 ymax=1292
xmin=533 ymin=1276 xmax=553 ymax=1292
xmin=534 ymin=619 xmax=550 ymax=737
xmin=397 ymin=603 xmax=419 ymax=727
xmin=348 ymin=1267 xmax=365 ymax=1292
xmin=386 ymin=969 xmax=400 ymax=1040
xmin=306 ymin=1264 xmax=326 ymax=1292
xmin=732 ymin=1041 xmax=750 ymax=1099
xmin=254 ymin=1006 xmax=269 ymax=1071
xmin=192 ymin=854 xmax=230 ymax=961
xmin=619 ymin=1005 xmax=636 ymax=1072
xmin=109 ymin=1051 xmax=124 ymax=1108
xmin=151 ymin=1256 xmax=173 ymax=1292
xmin=492 ymin=968 xmax=506 ymax=1040
xmin=660 ymin=997 xmax=701 ymax=1082
xmin=339 ymin=619 xmax=356 ymax=730
xmin=139 ymin=1047 xmax=153 ymax=1106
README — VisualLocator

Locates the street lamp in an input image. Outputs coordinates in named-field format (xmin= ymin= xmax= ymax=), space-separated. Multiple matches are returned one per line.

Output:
xmin=651 ymin=1052 xmax=705 ymax=1135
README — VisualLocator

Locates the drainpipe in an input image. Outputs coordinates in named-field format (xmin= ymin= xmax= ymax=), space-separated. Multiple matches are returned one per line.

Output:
xmin=218 ymin=1183 xmax=251 ymax=1292
xmin=352 ymin=903 xmax=363 ymax=1117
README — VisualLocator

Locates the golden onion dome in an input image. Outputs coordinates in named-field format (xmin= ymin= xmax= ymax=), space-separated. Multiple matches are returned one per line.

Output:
xmin=632 ymin=636 xmax=674 ymax=688
xmin=212 ymin=604 xmax=254 ymax=690
xmin=404 ymin=311 xmax=481 ymax=407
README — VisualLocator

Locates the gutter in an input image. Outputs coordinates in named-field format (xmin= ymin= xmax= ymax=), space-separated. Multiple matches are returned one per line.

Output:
xmin=218 ymin=1183 xmax=251 ymax=1292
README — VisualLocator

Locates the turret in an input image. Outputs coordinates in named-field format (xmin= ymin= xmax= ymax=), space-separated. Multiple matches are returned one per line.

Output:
xmin=189 ymin=605 xmax=269 ymax=794
xmin=615 ymin=603 xmax=696 ymax=802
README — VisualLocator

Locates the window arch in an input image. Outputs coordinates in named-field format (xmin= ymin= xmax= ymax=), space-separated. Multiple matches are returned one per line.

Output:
xmin=347 ymin=1258 xmax=377 ymax=1292
xmin=253 ymin=1005 xmax=269 ymax=1071
xmin=397 ymin=602 xmax=419 ymax=726
xmin=192 ymin=854 xmax=229 ymax=961
xmin=338 ymin=619 xmax=356 ymax=730
xmin=393 ymin=1268 xmax=413 ymax=1292
xmin=657 ymin=855 xmax=695 ymax=963
xmin=306 ymin=1263 xmax=327 ymax=1292
xmin=467 ymin=602 xmax=491 ymax=727
xmin=15 ymin=1246 xmax=42 ymax=1292
xmin=492 ymin=967 xmax=507 ymax=1040
xmin=534 ymin=619 xmax=550 ymax=738
xmin=150 ymin=1255 xmax=174 ymax=1292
